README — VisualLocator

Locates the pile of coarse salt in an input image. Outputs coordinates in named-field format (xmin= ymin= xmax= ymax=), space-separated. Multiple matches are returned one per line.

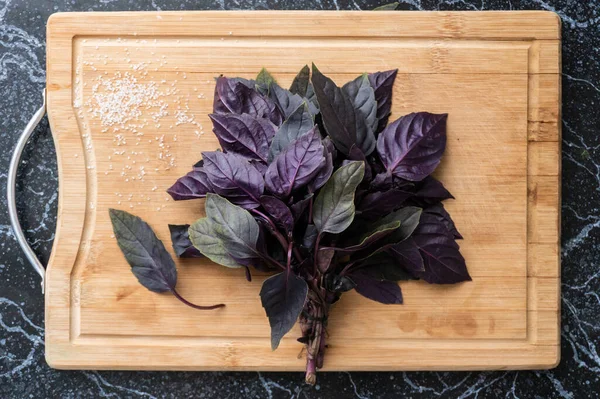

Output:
xmin=76 ymin=39 xmax=209 ymax=210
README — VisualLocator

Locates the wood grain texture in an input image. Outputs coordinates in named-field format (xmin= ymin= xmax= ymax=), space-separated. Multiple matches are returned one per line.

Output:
xmin=45 ymin=11 xmax=561 ymax=371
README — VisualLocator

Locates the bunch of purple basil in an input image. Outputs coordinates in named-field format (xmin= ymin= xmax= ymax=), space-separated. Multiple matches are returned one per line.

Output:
xmin=110 ymin=64 xmax=470 ymax=385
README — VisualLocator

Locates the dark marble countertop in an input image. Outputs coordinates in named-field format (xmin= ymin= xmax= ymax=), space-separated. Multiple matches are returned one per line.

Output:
xmin=0 ymin=1 xmax=597 ymax=398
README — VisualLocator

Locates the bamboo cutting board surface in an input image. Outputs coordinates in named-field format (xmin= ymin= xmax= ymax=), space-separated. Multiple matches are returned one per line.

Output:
xmin=45 ymin=11 xmax=561 ymax=371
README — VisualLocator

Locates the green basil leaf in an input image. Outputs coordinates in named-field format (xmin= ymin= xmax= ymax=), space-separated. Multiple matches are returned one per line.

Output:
xmin=313 ymin=161 xmax=365 ymax=234
xmin=256 ymin=67 xmax=277 ymax=94
xmin=188 ymin=217 xmax=243 ymax=268
xmin=204 ymin=193 xmax=261 ymax=263
xmin=373 ymin=2 xmax=399 ymax=11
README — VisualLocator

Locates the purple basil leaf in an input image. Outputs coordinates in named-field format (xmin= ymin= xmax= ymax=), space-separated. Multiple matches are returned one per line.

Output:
xmin=377 ymin=112 xmax=447 ymax=181
xmin=357 ymin=188 xmax=412 ymax=218
xmin=370 ymin=172 xmax=393 ymax=190
xmin=268 ymin=103 xmax=314 ymax=162
xmin=350 ymin=273 xmax=403 ymax=304
xmin=269 ymin=83 xmax=306 ymax=119
xmin=333 ymin=219 xmax=400 ymax=255
xmin=209 ymin=113 xmax=276 ymax=163
xmin=316 ymin=247 xmax=335 ymax=273
xmin=411 ymin=212 xmax=470 ymax=284
xmin=203 ymin=151 xmax=264 ymax=209
xmin=290 ymin=194 xmax=313 ymax=222
xmin=167 ymin=167 xmax=213 ymax=201
xmin=109 ymin=209 xmax=177 ymax=293
xmin=324 ymin=274 xmax=356 ymax=293
xmin=311 ymin=64 xmax=376 ymax=156
xmin=355 ymin=251 xmax=416 ymax=281
xmin=260 ymin=271 xmax=308 ymax=350
xmin=213 ymin=76 xmax=282 ymax=125
xmin=260 ymin=195 xmax=294 ymax=234
xmin=168 ymin=224 xmax=203 ymax=258
xmin=249 ymin=159 xmax=268 ymax=175
xmin=265 ymin=127 xmax=325 ymax=198
xmin=412 ymin=176 xmax=454 ymax=205
xmin=302 ymin=224 xmax=318 ymax=248
xmin=308 ymin=144 xmax=334 ymax=192
xmin=342 ymin=73 xmax=378 ymax=151
xmin=424 ymin=204 xmax=462 ymax=239
xmin=322 ymin=137 xmax=337 ymax=160
xmin=289 ymin=65 xmax=310 ymax=97
xmin=368 ymin=69 xmax=398 ymax=132
xmin=386 ymin=237 xmax=425 ymax=274
xmin=228 ymin=77 xmax=255 ymax=88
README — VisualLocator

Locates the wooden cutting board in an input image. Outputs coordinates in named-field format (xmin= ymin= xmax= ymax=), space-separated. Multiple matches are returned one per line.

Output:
xmin=45 ymin=11 xmax=561 ymax=371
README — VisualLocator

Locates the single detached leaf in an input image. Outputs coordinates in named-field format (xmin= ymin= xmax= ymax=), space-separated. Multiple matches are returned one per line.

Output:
xmin=268 ymin=103 xmax=314 ymax=162
xmin=411 ymin=212 xmax=470 ymax=284
xmin=373 ymin=2 xmax=399 ymax=10
xmin=311 ymin=65 xmax=376 ymax=156
xmin=260 ymin=195 xmax=294 ymax=234
xmin=357 ymin=188 xmax=412 ymax=218
xmin=350 ymin=273 xmax=403 ymax=304
xmin=265 ymin=127 xmax=325 ymax=198
xmin=168 ymin=224 xmax=203 ymax=258
xmin=313 ymin=161 xmax=365 ymax=234
xmin=412 ymin=176 xmax=454 ymax=205
xmin=203 ymin=151 xmax=264 ymax=209
xmin=289 ymin=65 xmax=310 ymax=97
xmin=386 ymin=237 xmax=425 ymax=274
xmin=204 ymin=194 xmax=262 ymax=264
xmin=269 ymin=83 xmax=306 ymax=119
xmin=209 ymin=113 xmax=276 ymax=163
xmin=213 ymin=76 xmax=282 ymax=125
xmin=342 ymin=73 xmax=378 ymax=148
xmin=256 ymin=67 xmax=277 ymax=93
xmin=377 ymin=112 xmax=448 ymax=181
xmin=188 ymin=217 xmax=243 ymax=268
xmin=368 ymin=69 xmax=398 ymax=132
xmin=260 ymin=271 xmax=308 ymax=350
xmin=167 ymin=167 xmax=213 ymax=201
xmin=356 ymin=252 xmax=416 ymax=281
xmin=109 ymin=209 xmax=177 ymax=293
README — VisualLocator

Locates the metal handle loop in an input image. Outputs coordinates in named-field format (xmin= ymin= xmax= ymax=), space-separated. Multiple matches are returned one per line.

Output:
xmin=7 ymin=89 xmax=47 ymax=293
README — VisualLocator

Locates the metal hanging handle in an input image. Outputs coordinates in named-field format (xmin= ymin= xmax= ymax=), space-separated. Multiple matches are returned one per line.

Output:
xmin=7 ymin=89 xmax=47 ymax=293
